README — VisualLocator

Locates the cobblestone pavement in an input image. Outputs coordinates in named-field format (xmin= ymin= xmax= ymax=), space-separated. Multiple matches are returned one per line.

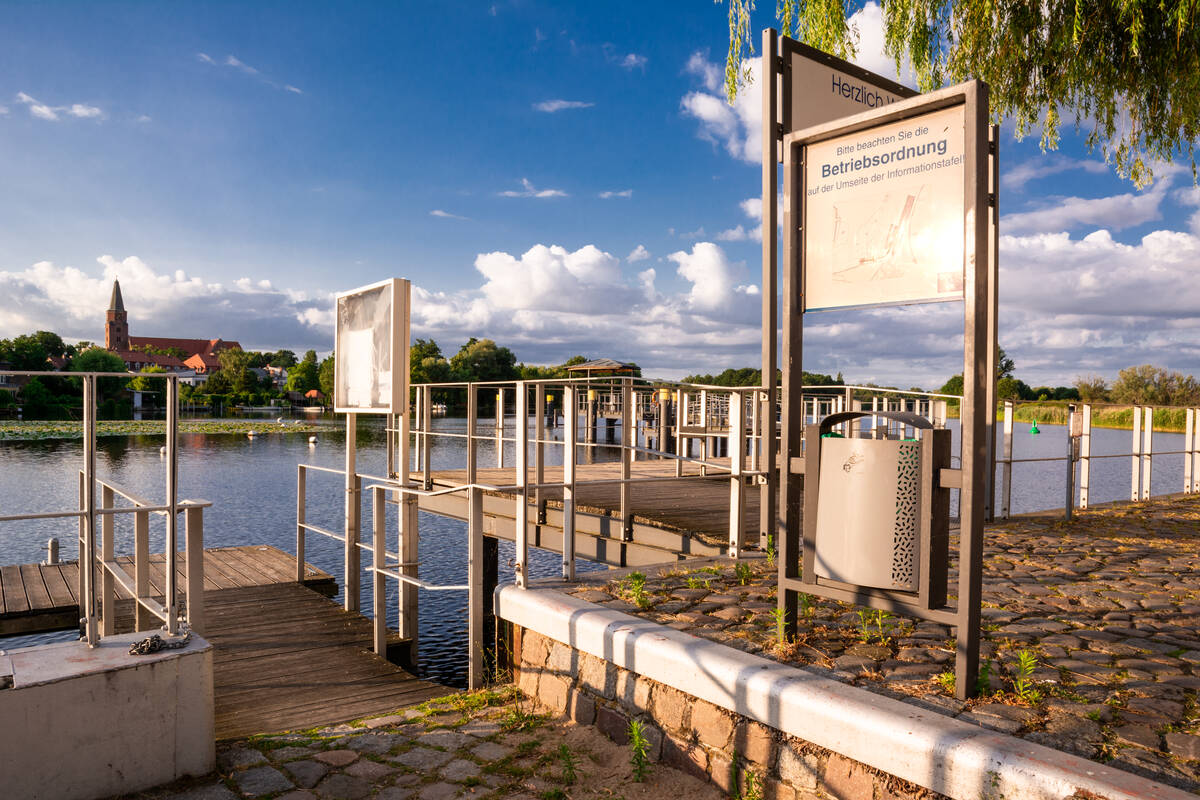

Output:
xmin=113 ymin=686 xmax=722 ymax=800
xmin=566 ymin=495 xmax=1200 ymax=793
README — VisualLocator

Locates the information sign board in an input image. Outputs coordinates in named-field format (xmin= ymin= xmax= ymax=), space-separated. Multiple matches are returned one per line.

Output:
xmin=802 ymin=104 xmax=966 ymax=311
xmin=334 ymin=278 xmax=410 ymax=415
xmin=784 ymin=41 xmax=916 ymax=137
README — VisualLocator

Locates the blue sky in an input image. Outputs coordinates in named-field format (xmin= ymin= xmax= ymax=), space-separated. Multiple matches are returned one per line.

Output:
xmin=2 ymin=1 xmax=1198 ymax=388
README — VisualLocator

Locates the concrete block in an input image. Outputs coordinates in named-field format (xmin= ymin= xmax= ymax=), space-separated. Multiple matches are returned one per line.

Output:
xmin=661 ymin=734 xmax=708 ymax=782
xmin=776 ymin=744 xmax=821 ymax=790
xmin=735 ymin=719 xmax=777 ymax=767
xmin=567 ymin=688 xmax=596 ymax=726
xmin=710 ymin=750 xmax=736 ymax=793
xmin=546 ymin=641 xmax=573 ymax=675
xmin=824 ymin=753 xmax=876 ymax=800
xmin=595 ymin=704 xmax=630 ymax=744
xmin=652 ymin=684 xmax=689 ymax=733
xmin=692 ymin=699 xmax=734 ymax=750
xmin=579 ymin=652 xmax=616 ymax=699
xmin=0 ymin=630 xmax=214 ymax=800
xmin=539 ymin=671 xmax=570 ymax=713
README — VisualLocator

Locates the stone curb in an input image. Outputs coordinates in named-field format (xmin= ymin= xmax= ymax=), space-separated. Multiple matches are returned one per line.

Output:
xmin=497 ymin=584 xmax=1195 ymax=800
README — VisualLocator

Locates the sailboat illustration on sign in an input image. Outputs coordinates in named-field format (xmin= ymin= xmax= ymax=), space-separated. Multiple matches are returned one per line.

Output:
xmin=831 ymin=186 xmax=924 ymax=283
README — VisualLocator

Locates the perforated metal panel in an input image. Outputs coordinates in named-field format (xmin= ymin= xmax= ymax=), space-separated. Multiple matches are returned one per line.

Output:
xmin=813 ymin=438 xmax=921 ymax=591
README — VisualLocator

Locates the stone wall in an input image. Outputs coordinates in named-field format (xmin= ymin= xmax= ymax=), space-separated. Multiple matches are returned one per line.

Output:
xmin=511 ymin=625 xmax=941 ymax=800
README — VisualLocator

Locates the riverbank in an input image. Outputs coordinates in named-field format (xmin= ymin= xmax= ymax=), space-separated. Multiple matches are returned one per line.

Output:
xmin=0 ymin=419 xmax=330 ymax=441
xmin=110 ymin=686 xmax=722 ymax=800
xmin=946 ymin=402 xmax=1194 ymax=432
xmin=564 ymin=494 xmax=1200 ymax=792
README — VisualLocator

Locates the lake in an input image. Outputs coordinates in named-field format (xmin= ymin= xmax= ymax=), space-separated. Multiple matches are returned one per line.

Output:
xmin=0 ymin=414 xmax=1185 ymax=685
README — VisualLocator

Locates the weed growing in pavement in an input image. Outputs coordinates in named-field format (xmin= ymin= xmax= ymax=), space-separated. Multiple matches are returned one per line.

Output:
xmin=628 ymin=719 xmax=651 ymax=782
xmin=686 ymin=575 xmax=710 ymax=590
xmin=1012 ymin=650 xmax=1043 ymax=704
xmin=500 ymin=706 xmax=547 ymax=733
xmin=976 ymin=659 xmax=994 ymax=696
xmin=769 ymin=606 xmax=788 ymax=644
xmin=766 ymin=534 xmax=777 ymax=567
xmin=935 ymin=671 xmax=955 ymax=694
xmin=557 ymin=743 xmax=578 ymax=785
xmin=734 ymin=561 xmax=754 ymax=585
xmin=799 ymin=592 xmax=814 ymax=616
xmin=872 ymin=609 xmax=893 ymax=645
xmin=856 ymin=610 xmax=873 ymax=642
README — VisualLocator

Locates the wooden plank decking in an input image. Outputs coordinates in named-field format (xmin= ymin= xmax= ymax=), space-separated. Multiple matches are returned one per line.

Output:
xmin=1 ymin=546 xmax=450 ymax=739
xmin=205 ymin=582 xmax=447 ymax=740
xmin=432 ymin=457 xmax=761 ymax=542
xmin=0 ymin=545 xmax=336 ymax=636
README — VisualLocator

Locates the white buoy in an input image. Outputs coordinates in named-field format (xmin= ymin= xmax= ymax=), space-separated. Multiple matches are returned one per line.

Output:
xmin=308 ymin=435 xmax=317 ymax=444
xmin=276 ymin=417 xmax=283 ymax=424
xmin=247 ymin=430 xmax=257 ymax=438
xmin=159 ymin=446 xmax=166 ymax=456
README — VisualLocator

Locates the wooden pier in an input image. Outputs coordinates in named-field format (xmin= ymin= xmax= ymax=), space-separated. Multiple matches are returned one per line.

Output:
xmin=421 ymin=458 xmax=760 ymax=566
xmin=0 ymin=545 xmax=448 ymax=739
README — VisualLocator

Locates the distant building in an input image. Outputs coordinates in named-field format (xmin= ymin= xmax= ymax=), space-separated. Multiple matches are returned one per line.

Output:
xmin=104 ymin=280 xmax=241 ymax=372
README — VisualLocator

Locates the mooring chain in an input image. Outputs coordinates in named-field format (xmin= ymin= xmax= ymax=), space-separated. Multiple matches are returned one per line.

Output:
xmin=128 ymin=631 xmax=191 ymax=656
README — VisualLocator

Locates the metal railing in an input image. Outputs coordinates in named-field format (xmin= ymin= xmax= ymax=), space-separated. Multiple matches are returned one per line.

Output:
xmin=996 ymin=400 xmax=1200 ymax=519
xmin=0 ymin=370 xmax=208 ymax=643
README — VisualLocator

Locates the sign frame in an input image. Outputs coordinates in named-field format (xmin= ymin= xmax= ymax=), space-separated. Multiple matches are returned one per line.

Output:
xmin=333 ymin=277 xmax=411 ymax=416
xmin=799 ymin=101 xmax=968 ymax=312
xmin=777 ymin=81 xmax=992 ymax=700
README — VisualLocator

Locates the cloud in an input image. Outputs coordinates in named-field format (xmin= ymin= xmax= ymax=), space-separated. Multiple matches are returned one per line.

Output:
xmin=681 ymin=54 xmax=761 ymax=163
xmin=14 ymin=91 xmax=103 ymax=122
xmin=0 ymin=256 xmax=332 ymax=351
xmin=1002 ymin=156 xmax=1111 ymax=191
xmin=848 ymin=2 xmax=915 ymax=85
xmin=627 ymin=245 xmax=650 ymax=262
xmin=533 ymin=99 xmax=594 ymax=112
xmin=599 ymin=189 xmax=632 ymax=199
xmin=430 ymin=209 xmax=469 ymax=220
xmin=620 ymin=53 xmax=647 ymax=70
xmin=1002 ymin=176 xmax=1173 ymax=234
xmin=0 ymin=105 xmax=7 ymax=115
xmin=667 ymin=242 xmax=758 ymax=315
xmin=498 ymin=178 xmax=568 ymax=198
xmin=224 ymin=55 xmax=259 ymax=75
xmin=196 ymin=52 xmax=301 ymax=94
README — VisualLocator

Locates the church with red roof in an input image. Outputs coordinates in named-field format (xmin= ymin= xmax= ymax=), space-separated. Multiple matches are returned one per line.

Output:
xmin=104 ymin=280 xmax=241 ymax=372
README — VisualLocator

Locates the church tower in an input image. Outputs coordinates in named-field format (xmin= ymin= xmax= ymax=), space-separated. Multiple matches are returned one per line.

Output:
xmin=105 ymin=280 xmax=129 ymax=351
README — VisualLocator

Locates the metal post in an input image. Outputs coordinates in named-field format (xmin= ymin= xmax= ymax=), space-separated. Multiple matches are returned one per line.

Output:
xmin=562 ymin=386 xmax=577 ymax=581
xmin=82 ymin=376 xmax=98 ymax=645
xmin=134 ymin=507 xmax=150 ymax=630
xmin=699 ymin=390 xmax=709 ymax=475
xmin=535 ymin=383 xmax=546 ymax=525
xmin=1065 ymin=403 xmax=1076 ymax=521
xmin=184 ymin=505 xmax=204 ymax=634
xmin=1131 ymin=406 xmax=1142 ymax=501
xmin=778 ymin=123 xmax=801 ymax=645
xmin=729 ymin=390 xmax=746 ymax=557
xmin=985 ymin=124 xmax=1000 ymax=521
xmin=399 ymin=387 xmax=418 ymax=655
xmin=620 ymin=378 xmax=633 ymax=541
xmin=100 ymin=484 xmax=115 ymax=636
xmin=372 ymin=486 xmax=386 ymax=656
xmin=1001 ymin=400 xmax=1014 ymax=518
xmin=296 ymin=466 xmax=306 ymax=583
xmin=344 ymin=412 xmax=360 ymax=612
xmin=1193 ymin=408 xmax=1200 ymax=492
xmin=467 ymin=483 xmax=484 ymax=688
xmin=422 ymin=387 xmax=433 ymax=491
xmin=1079 ymin=404 xmax=1092 ymax=509
xmin=675 ymin=390 xmax=685 ymax=477
xmin=760 ymin=27 xmax=780 ymax=558
xmin=496 ymin=388 xmax=505 ymax=468
xmin=514 ymin=383 xmax=529 ymax=587
xmin=77 ymin=469 xmax=86 ymax=624
xmin=165 ymin=376 xmax=179 ymax=635
xmin=1142 ymin=406 xmax=1153 ymax=501
xmin=467 ymin=386 xmax=478 ymax=484
xmin=1186 ymin=408 xmax=1194 ymax=494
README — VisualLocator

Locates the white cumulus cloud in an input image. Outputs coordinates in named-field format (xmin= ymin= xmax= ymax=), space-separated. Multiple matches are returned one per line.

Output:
xmin=533 ymin=99 xmax=594 ymax=112
xmin=498 ymin=178 xmax=568 ymax=198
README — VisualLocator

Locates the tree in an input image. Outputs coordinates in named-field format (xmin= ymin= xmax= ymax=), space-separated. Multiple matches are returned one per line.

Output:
xmin=268 ymin=349 xmax=298 ymax=368
xmin=69 ymin=348 xmax=128 ymax=400
xmin=217 ymin=348 xmax=257 ymax=395
xmin=318 ymin=355 xmax=335 ymax=397
xmin=723 ymin=0 xmax=1200 ymax=185
xmin=0 ymin=333 xmax=50 ymax=370
xmin=286 ymin=360 xmax=319 ymax=393
xmin=1110 ymin=364 xmax=1200 ymax=406
xmin=411 ymin=339 xmax=452 ymax=385
xmin=1074 ymin=375 xmax=1109 ymax=402
xmin=449 ymin=338 xmax=518 ymax=383
xmin=940 ymin=374 xmax=964 ymax=396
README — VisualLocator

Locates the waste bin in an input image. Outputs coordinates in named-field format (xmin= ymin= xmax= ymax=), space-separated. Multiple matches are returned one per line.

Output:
xmin=811 ymin=410 xmax=931 ymax=592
